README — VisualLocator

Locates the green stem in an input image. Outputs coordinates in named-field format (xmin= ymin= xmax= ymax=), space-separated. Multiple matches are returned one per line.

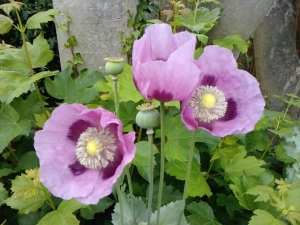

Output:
xmin=147 ymin=128 xmax=154 ymax=224
xmin=7 ymin=144 xmax=19 ymax=164
xmin=46 ymin=197 xmax=56 ymax=211
xmin=260 ymin=94 xmax=294 ymax=159
xmin=112 ymin=74 xmax=135 ymax=222
xmin=193 ymin=0 xmax=200 ymax=25
xmin=15 ymin=9 xmax=48 ymax=119
xmin=115 ymin=179 xmax=124 ymax=225
xmin=182 ymin=130 xmax=197 ymax=201
xmin=125 ymin=166 xmax=135 ymax=222
xmin=205 ymin=160 xmax=215 ymax=180
xmin=156 ymin=102 xmax=166 ymax=225
xmin=112 ymin=75 xmax=120 ymax=118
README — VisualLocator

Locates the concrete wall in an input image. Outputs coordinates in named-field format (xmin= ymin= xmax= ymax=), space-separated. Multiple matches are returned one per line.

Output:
xmin=53 ymin=0 xmax=138 ymax=72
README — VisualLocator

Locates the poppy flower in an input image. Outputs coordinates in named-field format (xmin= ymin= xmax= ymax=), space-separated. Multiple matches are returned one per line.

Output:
xmin=181 ymin=45 xmax=265 ymax=137
xmin=132 ymin=23 xmax=200 ymax=102
xmin=34 ymin=103 xmax=136 ymax=204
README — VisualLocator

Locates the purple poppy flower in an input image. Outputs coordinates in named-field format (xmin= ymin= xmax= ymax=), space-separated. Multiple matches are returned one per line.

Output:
xmin=132 ymin=23 xmax=200 ymax=102
xmin=181 ymin=45 xmax=265 ymax=137
xmin=34 ymin=103 xmax=136 ymax=204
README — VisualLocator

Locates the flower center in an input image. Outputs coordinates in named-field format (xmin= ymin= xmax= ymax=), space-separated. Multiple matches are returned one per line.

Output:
xmin=75 ymin=127 xmax=116 ymax=169
xmin=201 ymin=93 xmax=216 ymax=108
xmin=188 ymin=85 xmax=227 ymax=123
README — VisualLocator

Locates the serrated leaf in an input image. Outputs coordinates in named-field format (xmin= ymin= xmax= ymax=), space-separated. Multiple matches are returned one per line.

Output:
xmin=0 ymin=48 xmax=30 ymax=70
xmin=165 ymin=159 xmax=211 ymax=197
xmin=249 ymin=210 xmax=286 ymax=225
xmin=150 ymin=200 xmax=188 ymax=225
xmin=165 ymin=114 xmax=218 ymax=162
xmin=178 ymin=8 xmax=221 ymax=34
xmin=0 ymin=183 xmax=8 ymax=204
xmin=0 ymin=14 xmax=13 ymax=34
xmin=25 ymin=33 xmax=54 ymax=68
xmin=16 ymin=151 xmax=39 ymax=171
xmin=186 ymin=201 xmax=221 ymax=225
xmin=18 ymin=212 xmax=42 ymax=225
xmin=37 ymin=211 xmax=79 ymax=225
xmin=220 ymin=149 xmax=265 ymax=180
xmin=45 ymin=67 xmax=104 ymax=103
xmin=0 ymin=2 xmax=24 ymax=15
xmin=246 ymin=185 xmax=275 ymax=202
xmin=10 ymin=92 xmax=43 ymax=125
xmin=112 ymin=191 xmax=148 ymax=225
xmin=151 ymin=184 xmax=182 ymax=210
xmin=132 ymin=141 xmax=159 ymax=182
xmin=80 ymin=197 xmax=114 ymax=220
xmin=38 ymin=199 xmax=84 ymax=225
xmin=57 ymin=199 xmax=85 ymax=215
xmin=275 ymin=141 xmax=295 ymax=163
xmin=26 ymin=9 xmax=60 ymax=29
xmin=94 ymin=63 xmax=143 ymax=103
xmin=216 ymin=194 xmax=241 ymax=217
xmin=245 ymin=130 xmax=269 ymax=151
xmin=119 ymin=101 xmax=139 ymax=126
xmin=213 ymin=35 xmax=249 ymax=53
xmin=0 ymin=105 xmax=31 ymax=153
xmin=211 ymin=145 xmax=245 ymax=161
xmin=0 ymin=70 xmax=57 ymax=104
xmin=5 ymin=174 xmax=50 ymax=214
xmin=34 ymin=111 xmax=50 ymax=128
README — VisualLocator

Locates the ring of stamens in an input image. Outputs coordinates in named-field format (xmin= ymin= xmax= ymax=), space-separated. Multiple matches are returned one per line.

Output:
xmin=188 ymin=85 xmax=227 ymax=123
xmin=75 ymin=127 xmax=116 ymax=169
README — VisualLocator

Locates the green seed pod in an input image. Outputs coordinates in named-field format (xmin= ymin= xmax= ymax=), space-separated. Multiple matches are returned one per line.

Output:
xmin=104 ymin=57 xmax=124 ymax=75
xmin=136 ymin=103 xmax=160 ymax=129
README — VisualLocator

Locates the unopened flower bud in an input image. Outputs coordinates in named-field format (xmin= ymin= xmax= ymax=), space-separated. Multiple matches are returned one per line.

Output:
xmin=136 ymin=103 xmax=160 ymax=129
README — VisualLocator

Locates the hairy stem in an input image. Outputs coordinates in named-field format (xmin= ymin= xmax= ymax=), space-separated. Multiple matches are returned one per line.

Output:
xmin=147 ymin=128 xmax=155 ymax=224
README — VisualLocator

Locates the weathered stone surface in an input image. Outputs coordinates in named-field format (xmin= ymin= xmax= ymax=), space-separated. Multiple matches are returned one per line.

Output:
xmin=205 ymin=0 xmax=276 ymax=40
xmin=254 ymin=0 xmax=300 ymax=118
xmin=52 ymin=0 xmax=138 ymax=71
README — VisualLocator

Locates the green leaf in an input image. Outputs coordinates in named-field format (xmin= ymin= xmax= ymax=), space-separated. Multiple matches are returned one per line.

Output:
xmin=275 ymin=141 xmax=295 ymax=163
xmin=150 ymin=200 xmax=188 ymax=225
xmin=112 ymin=192 xmax=148 ymax=225
xmin=216 ymin=194 xmax=241 ymax=217
xmin=16 ymin=151 xmax=39 ymax=171
xmin=245 ymin=130 xmax=269 ymax=151
xmin=213 ymin=35 xmax=250 ymax=53
xmin=80 ymin=197 xmax=114 ymax=220
xmin=186 ymin=201 xmax=221 ymax=225
xmin=165 ymin=159 xmax=212 ymax=197
xmin=45 ymin=67 xmax=104 ymax=103
xmin=151 ymin=184 xmax=182 ymax=210
xmin=0 ymin=105 xmax=31 ymax=153
xmin=165 ymin=114 xmax=218 ymax=162
xmin=37 ymin=211 xmax=79 ymax=225
xmin=26 ymin=9 xmax=60 ymax=29
xmin=0 ymin=2 xmax=24 ymax=15
xmin=196 ymin=34 xmax=208 ymax=45
xmin=5 ymin=174 xmax=50 ymax=214
xmin=284 ymin=126 xmax=300 ymax=160
xmin=119 ymin=101 xmax=139 ymax=127
xmin=94 ymin=63 xmax=143 ymax=103
xmin=219 ymin=149 xmax=265 ymax=180
xmin=0 ymin=14 xmax=13 ymax=34
xmin=249 ymin=210 xmax=286 ymax=225
xmin=38 ymin=199 xmax=84 ymax=225
xmin=0 ymin=183 xmax=8 ymax=205
xmin=132 ymin=141 xmax=159 ymax=182
xmin=0 ymin=168 xmax=13 ymax=177
xmin=18 ymin=212 xmax=42 ymax=225
xmin=178 ymin=8 xmax=221 ymax=34
xmin=246 ymin=185 xmax=275 ymax=202
xmin=0 ymin=48 xmax=30 ymax=70
xmin=0 ymin=70 xmax=57 ymax=104
xmin=10 ymin=92 xmax=43 ymax=125
xmin=25 ymin=33 xmax=54 ymax=68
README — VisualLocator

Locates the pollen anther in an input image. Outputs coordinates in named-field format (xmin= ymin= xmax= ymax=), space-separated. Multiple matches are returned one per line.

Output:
xmin=189 ymin=85 xmax=227 ymax=123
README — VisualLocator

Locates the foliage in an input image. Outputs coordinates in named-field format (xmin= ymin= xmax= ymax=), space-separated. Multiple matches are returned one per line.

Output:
xmin=1 ymin=0 xmax=300 ymax=225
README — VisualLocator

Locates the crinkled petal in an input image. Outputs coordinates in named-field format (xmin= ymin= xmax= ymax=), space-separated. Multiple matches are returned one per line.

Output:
xmin=195 ymin=45 xmax=237 ymax=82
xmin=138 ymin=61 xmax=200 ymax=102
xmin=76 ymin=132 xmax=136 ymax=204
